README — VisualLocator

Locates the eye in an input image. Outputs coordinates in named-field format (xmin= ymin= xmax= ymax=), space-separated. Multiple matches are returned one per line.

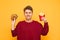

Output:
xmin=25 ymin=12 xmax=28 ymax=14
xmin=29 ymin=12 xmax=31 ymax=14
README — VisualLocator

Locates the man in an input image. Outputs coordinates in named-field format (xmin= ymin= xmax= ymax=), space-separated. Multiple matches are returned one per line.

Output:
xmin=11 ymin=6 xmax=49 ymax=40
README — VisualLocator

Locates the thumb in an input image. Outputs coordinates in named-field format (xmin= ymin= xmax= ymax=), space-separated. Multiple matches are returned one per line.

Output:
xmin=14 ymin=18 xmax=16 ymax=23
xmin=12 ymin=18 xmax=16 ymax=25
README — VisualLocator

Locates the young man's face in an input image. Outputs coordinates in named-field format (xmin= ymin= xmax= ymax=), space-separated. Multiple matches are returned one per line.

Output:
xmin=24 ymin=9 xmax=33 ymax=20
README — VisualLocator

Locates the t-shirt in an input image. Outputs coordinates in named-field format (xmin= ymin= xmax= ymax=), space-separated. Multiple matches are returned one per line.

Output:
xmin=11 ymin=20 xmax=49 ymax=40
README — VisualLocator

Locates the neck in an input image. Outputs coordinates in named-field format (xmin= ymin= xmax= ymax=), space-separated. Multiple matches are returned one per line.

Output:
xmin=25 ymin=19 xmax=33 ymax=23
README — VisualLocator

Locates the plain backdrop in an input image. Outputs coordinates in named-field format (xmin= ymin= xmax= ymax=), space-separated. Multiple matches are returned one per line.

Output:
xmin=0 ymin=0 xmax=60 ymax=40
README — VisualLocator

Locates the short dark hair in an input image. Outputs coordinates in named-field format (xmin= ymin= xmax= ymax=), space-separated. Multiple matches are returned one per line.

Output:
xmin=24 ymin=5 xmax=33 ymax=12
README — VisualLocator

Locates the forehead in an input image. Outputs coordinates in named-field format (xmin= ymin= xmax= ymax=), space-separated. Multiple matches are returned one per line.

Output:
xmin=25 ymin=9 xmax=32 ymax=12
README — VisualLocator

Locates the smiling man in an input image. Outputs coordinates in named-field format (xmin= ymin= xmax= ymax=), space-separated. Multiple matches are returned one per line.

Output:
xmin=11 ymin=6 xmax=49 ymax=40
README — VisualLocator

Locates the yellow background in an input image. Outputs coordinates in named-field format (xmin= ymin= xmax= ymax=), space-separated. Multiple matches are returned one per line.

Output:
xmin=0 ymin=0 xmax=60 ymax=40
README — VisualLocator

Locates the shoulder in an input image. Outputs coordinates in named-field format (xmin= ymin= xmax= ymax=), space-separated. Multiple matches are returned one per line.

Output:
xmin=33 ymin=20 xmax=43 ymax=27
xmin=33 ymin=20 xmax=42 ymax=25
xmin=17 ymin=20 xmax=25 ymax=24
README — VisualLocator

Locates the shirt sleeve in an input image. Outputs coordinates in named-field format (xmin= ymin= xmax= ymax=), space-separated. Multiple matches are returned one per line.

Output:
xmin=41 ymin=22 xmax=49 ymax=36
xmin=11 ymin=22 xmax=19 ymax=37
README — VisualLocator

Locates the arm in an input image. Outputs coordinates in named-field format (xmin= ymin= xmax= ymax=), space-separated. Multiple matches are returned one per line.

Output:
xmin=41 ymin=22 xmax=49 ymax=36
xmin=11 ymin=28 xmax=17 ymax=37
xmin=41 ymin=17 xmax=49 ymax=36
xmin=11 ymin=14 xmax=18 ymax=37
xmin=11 ymin=18 xmax=17 ymax=37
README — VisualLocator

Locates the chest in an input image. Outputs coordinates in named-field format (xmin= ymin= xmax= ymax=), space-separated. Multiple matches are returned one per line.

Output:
xmin=19 ymin=23 xmax=41 ymax=34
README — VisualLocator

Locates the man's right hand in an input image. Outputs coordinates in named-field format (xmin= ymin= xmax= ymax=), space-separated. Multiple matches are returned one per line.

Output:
xmin=11 ymin=14 xmax=18 ymax=30
xmin=11 ymin=18 xmax=16 ymax=30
